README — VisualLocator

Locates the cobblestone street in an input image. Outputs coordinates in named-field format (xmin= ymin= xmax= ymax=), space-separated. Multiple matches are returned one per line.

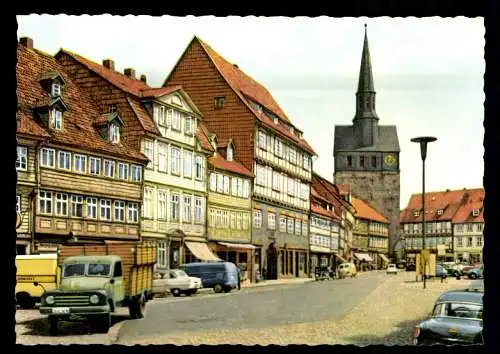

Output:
xmin=118 ymin=271 xmax=473 ymax=346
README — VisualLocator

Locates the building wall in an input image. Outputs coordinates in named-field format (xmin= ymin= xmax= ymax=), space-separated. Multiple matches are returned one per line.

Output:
xmin=335 ymin=170 xmax=400 ymax=255
xmin=165 ymin=40 xmax=256 ymax=172
xmin=453 ymin=222 xmax=483 ymax=262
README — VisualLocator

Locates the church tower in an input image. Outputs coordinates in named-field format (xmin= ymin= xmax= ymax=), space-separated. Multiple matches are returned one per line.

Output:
xmin=333 ymin=25 xmax=401 ymax=257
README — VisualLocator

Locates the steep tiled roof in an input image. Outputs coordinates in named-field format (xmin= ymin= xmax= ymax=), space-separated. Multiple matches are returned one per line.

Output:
xmin=452 ymin=188 xmax=484 ymax=223
xmin=193 ymin=37 xmax=315 ymax=156
xmin=57 ymin=49 xmax=150 ymax=96
xmin=17 ymin=111 xmax=49 ymax=138
xmin=140 ymin=85 xmax=183 ymax=98
xmin=208 ymin=154 xmax=253 ymax=178
xmin=126 ymin=97 xmax=159 ymax=134
xmin=311 ymin=202 xmax=340 ymax=220
xmin=17 ymin=44 xmax=147 ymax=162
xmin=351 ymin=197 xmax=389 ymax=224
xmin=337 ymin=184 xmax=350 ymax=196
xmin=400 ymin=188 xmax=469 ymax=223
xmin=196 ymin=122 xmax=215 ymax=152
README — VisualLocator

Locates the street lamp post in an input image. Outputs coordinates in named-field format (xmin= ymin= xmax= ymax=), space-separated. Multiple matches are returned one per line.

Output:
xmin=411 ymin=136 xmax=437 ymax=289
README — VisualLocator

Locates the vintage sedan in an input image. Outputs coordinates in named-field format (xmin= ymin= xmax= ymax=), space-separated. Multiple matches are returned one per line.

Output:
xmin=152 ymin=269 xmax=202 ymax=297
xmin=467 ymin=265 xmax=484 ymax=280
xmin=413 ymin=288 xmax=483 ymax=345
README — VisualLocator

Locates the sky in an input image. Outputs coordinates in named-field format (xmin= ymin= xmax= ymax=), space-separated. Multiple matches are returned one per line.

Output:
xmin=16 ymin=15 xmax=485 ymax=208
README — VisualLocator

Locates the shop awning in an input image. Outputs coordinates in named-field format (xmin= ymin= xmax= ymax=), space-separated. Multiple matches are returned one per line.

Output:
xmin=354 ymin=253 xmax=373 ymax=262
xmin=185 ymin=241 xmax=222 ymax=262
xmin=378 ymin=254 xmax=389 ymax=263
xmin=218 ymin=242 xmax=256 ymax=250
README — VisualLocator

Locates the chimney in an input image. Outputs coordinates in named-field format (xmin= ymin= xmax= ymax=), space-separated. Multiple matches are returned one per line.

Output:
xmin=140 ymin=74 xmax=147 ymax=83
xmin=102 ymin=59 xmax=115 ymax=71
xmin=124 ymin=68 xmax=136 ymax=79
xmin=20 ymin=37 xmax=33 ymax=49
xmin=233 ymin=63 xmax=239 ymax=69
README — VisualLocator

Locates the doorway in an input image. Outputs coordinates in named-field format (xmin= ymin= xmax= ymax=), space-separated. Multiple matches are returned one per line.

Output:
xmin=266 ymin=243 xmax=278 ymax=280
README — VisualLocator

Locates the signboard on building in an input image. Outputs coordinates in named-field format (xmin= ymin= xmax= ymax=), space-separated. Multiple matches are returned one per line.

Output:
xmin=416 ymin=252 xmax=436 ymax=277
xmin=437 ymin=244 xmax=446 ymax=256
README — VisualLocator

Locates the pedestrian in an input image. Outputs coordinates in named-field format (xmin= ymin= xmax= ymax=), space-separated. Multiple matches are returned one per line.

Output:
xmin=237 ymin=267 xmax=241 ymax=290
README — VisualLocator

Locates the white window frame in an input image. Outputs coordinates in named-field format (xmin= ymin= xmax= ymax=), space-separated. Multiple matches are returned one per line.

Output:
xmin=303 ymin=154 xmax=310 ymax=170
xmin=128 ymin=203 xmax=139 ymax=223
xmin=258 ymin=130 xmax=267 ymax=150
xmin=158 ymin=105 xmax=166 ymax=126
xmin=195 ymin=198 xmax=203 ymax=224
xmin=109 ymin=124 xmax=120 ymax=144
xmin=89 ymin=157 xmax=101 ymax=176
xmin=183 ymin=150 xmax=193 ymax=178
xmin=295 ymin=219 xmax=301 ymax=235
xmin=171 ymin=193 xmax=180 ymax=220
xmin=51 ymin=83 xmax=61 ymax=97
xmin=256 ymin=165 xmax=265 ymax=186
xmin=104 ymin=160 xmax=115 ymax=178
xmin=238 ymin=178 xmax=244 ymax=197
xmin=143 ymin=189 xmax=153 ymax=219
xmin=100 ymin=199 xmax=112 ymax=221
xmin=210 ymin=173 xmax=217 ymax=192
xmin=16 ymin=146 xmax=28 ymax=171
xmin=73 ymin=154 xmax=87 ymax=174
xmin=86 ymin=197 xmax=97 ymax=219
xmin=243 ymin=180 xmax=250 ymax=198
xmin=223 ymin=176 xmax=230 ymax=194
xmin=231 ymin=177 xmax=238 ymax=196
xmin=118 ymin=162 xmax=129 ymax=180
xmin=157 ymin=241 xmax=168 ymax=268
xmin=40 ymin=148 xmax=55 ymax=168
xmin=50 ymin=109 xmax=62 ymax=130
xmin=216 ymin=174 xmax=223 ymax=193
xmin=58 ymin=151 xmax=71 ymax=170
xmin=184 ymin=116 xmax=193 ymax=135
xmin=144 ymin=139 xmax=154 ymax=169
xmin=16 ymin=195 xmax=21 ymax=213
xmin=157 ymin=191 xmax=167 ymax=220
xmin=279 ymin=216 xmax=286 ymax=233
xmin=289 ymin=146 xmax=297 ymax=165
xmin=131 ymin=165 xmax=142 ymax=182
xmin=268 ymin=212 xmax=276 ymax=230
xmin=287 ymin=177 xmax=294 ymax=196
xmin=172 ymin=110 xmax=181 ymax=131
xmin=287 ymin=218 xmax=294 ymax=234
xmin=171 ymin=147 xmax=181 ymax=175
xmin=253 ymin=210 xmax=262 ymax=228
xmin=302 ymin=219 xmax=308 ymax=235
xmin=158 ymin=143 xmax=167 ymax=172
xmin=195 ymin=155 xmax=204 ymax=180
xmin=55 ymin=193 xmax=68 ymax=216
xmin=275 ymin=139 xmax=283 ymax=157
xmin=183 ymin=195 xmax=192 ymax=222
xmin=114 ymin=200 xmax=125 ymax=222
xmin=71 ymin=195 xmax=83 ymax=217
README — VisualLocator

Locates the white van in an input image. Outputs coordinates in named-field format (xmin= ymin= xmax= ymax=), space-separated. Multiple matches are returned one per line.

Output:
xmin=338 ymin=262 xmax=357 ymax=278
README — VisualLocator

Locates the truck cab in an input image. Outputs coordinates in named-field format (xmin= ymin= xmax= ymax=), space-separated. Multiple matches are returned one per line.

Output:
xmin=39 ymin=255 xmax=124 ymax=334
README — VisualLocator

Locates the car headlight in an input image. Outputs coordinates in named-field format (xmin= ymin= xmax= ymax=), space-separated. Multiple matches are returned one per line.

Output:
xmin=90 ymin=294 xmax=100 ymax=304
xmin=414 ymin=326 xmax=421 ymax=339
xmin=45 ymin=295 xmax=55 ymax=305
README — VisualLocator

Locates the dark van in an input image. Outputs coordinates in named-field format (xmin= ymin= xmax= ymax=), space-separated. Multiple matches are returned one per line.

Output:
xmin=179 ymin=262 xmax=239 ymax=293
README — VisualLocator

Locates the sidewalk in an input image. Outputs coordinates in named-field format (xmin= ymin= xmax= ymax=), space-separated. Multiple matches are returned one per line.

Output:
xmin=242 ymin=277 xmax=315 ymax=289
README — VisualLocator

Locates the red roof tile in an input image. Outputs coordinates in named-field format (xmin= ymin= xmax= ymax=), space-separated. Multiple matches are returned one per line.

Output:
xmin=140 ymin=85 xmax=183 ymax=98
xmin=452 ymin=188 xmax=484 ymax=223
xmin=196 ymin=122 xmax=215 ymax=152
xmin=17 ymin=45 xmax=147 ymax=162
xmin=208 ymin=153 xmax=253 ymax=177
xmin=401 ymin=188 xmax=472 ymax=223
xmin=58 ymin=49 xmax=150 ymax=96
xmin=17 ymin=111 xmax=49 ymax=138
xmin=194 ymin=37 xmax=315 ymax=156
xmin=351 ymin=197 xmax=389 ymax=224
xmin=126 ymin=97 xmax=159 ymax=134
xmin=337 ymin=184 xmax=350 ymax=196
xmin=311 ymin=202 xmax=340 ymax=220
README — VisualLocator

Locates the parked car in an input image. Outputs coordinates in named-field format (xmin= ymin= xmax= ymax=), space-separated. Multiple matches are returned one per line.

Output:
xmin=406 ymin=263 xmax=416 ymax=271
xmin=179 ymin=262 xmax=239 ymax=293
xmin=153 ymin=269 xmax=202 ymax=297
xmin=467 ymin=265 xmax=484 ymax=280
xmin=386 ymin=264 xmax=398 ymax=275
xmin=425 ymin=264 xmax=447 ymax=279
xmin=442 ymin=263 xmax=463 ymax=277
xmin=413 ymin=288 xmax=483 ymax=345
xmin=337 ymin=262 xmax=357 ymax=278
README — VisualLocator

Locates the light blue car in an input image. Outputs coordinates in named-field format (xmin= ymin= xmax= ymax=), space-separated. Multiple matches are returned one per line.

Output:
xmin=467 ymin=265 xmax=484 ymax=279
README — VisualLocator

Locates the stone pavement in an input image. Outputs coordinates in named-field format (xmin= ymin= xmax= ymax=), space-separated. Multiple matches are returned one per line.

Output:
xmin=117 ymin=271 xmax=473 ymax=345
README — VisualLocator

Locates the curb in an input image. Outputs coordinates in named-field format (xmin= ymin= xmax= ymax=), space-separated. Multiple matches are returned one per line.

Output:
xmin=107 ymin=320 xmax=124 ymax=344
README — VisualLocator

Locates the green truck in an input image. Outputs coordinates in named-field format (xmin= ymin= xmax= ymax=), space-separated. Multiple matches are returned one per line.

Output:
xmin=37 ymin=241 xmax=156 ymax=334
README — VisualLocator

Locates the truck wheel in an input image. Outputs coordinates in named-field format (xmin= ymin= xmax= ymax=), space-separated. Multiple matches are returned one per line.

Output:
xmin=171 ymin=289 xmax=181 ymax=297
xmin=135 ymin=295 xmax=146 ymax=319
xmin=48 ymin=315 xmax=59 ymax=335
xmin=213 ymin=284 xmax=223 ymax=293
xmin=92 ymin=314 xmax=111 ymax=333
xmin=16 ymin=293 xmax=35 ymax=309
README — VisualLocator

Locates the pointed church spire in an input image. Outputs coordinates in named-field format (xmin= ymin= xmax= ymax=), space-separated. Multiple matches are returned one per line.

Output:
xmin=354 ymin=24 xmax=378 ymax=121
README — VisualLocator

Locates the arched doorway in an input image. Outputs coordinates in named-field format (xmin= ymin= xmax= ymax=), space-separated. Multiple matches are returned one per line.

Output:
xmin=266 ymin=242 xmax=278 ymax=280
xmin=166 ymin=229 xmax=186 ymax=269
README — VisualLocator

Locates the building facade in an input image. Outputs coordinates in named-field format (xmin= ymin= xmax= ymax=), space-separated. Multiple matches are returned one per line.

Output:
xmin=163 ymin=36 xmax=315 ymax=279
xmin=333 ymin=26 xmax=401 ymax=257
xmin=204 ymin=133 xmax=255 ymax=283
xmin=17 ymin=38 xmax=147 ymax=254
xmin=55 ymin=48 xmax=216 ymax=269
xmin=399 ymin=188 xmax=482 ymax=264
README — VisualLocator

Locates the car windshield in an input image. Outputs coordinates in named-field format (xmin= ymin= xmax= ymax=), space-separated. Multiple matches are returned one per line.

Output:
xmin=87 ymin=263 xmax=111 ymax=276
xmin=433 ymin=302 xmax=483 ymax=320
xmin=176 ymin=270 xmax=188 ymax=277
xmin=63 ymin=263 xmax=85 ymax=277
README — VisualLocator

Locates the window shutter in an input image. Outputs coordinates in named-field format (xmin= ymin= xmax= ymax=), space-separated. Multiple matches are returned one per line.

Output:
xmin=167 ymin=109 xmax=173 ymax=127
xmin=154 ymin=141 xmax=159 ymax=170
xmin=153 ymin=106 xmax=159 ymax=123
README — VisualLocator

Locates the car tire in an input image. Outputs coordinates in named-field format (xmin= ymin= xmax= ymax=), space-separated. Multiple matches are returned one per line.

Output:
xmin=223 ymin=286 xmax=232 ymax=293
xmin=469 ymin=273 xmax=477 ymax=279
xmin=171 ymin=288 xmax=181 ymax=297
xmin=48 ymin=315 xmax=60 ymax=335
xmin=213 ymin=284 xmax=223 ymax=293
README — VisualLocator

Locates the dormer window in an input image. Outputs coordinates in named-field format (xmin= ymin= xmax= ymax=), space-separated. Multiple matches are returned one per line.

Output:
xmin=472 ymin=208 xmax=480 ymax=216
xmin=413 ymin=210 xmax=420 ymax=217
xmin=49 ymin=109 xmax=62 ymax=130
xmin=289 ymin=126 xmax=294 ymax=134
xmin=214 ymin=96 xmax=225 ymax=109
xmin=108 ymin=104 xmax=117 ymax=113
xmin=437 ymin=209 xmax=444 ymax=215
xmin=273 ymin=116 xmax=278 ymax=125
xmin=109 ymin=124 xmax=120 ymax=144
xmin=227 ymin=145 xmax=233 ymax=161
xmin=51 ymin=83 xmax=61 ymax=97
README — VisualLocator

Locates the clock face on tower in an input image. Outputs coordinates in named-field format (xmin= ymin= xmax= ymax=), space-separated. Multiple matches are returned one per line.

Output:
xmin=384 ymin=154 xmax=397 ymax=166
